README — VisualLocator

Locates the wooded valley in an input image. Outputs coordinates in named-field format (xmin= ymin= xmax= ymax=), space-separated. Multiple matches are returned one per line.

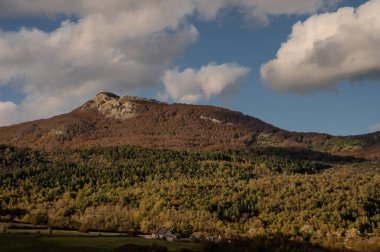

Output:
xmin=0 ymin=144 xmax=379 ymax=250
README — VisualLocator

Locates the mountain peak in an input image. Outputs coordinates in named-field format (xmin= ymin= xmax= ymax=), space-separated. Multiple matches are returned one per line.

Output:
xmin=93 ymin=92 xmax=162 ymax=104
xmin=81 ymin=92 xmax=164 ymax=119
xmin=81 ymin=92 xmax=148 ymax=119
xmin=94 ymin=92 xmax=120 ymax=100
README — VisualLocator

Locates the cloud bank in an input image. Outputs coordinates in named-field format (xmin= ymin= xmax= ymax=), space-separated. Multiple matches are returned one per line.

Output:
xmin=0 ymin=101 xmax=17 ymax=123
xmin=162 ymin=63 xmax=250 ymax=103
xmin=0 ymin=0 xmax=339 ymax=126
xmin=0 ymin=15 xmax=198 ymax=125
xmin=261 ymin=0 xmax=380 ymax=93
xmin=0 ymin=0 xmax=338 ymax=20
xmin=370 ymin=123 xmax=380 ymax=133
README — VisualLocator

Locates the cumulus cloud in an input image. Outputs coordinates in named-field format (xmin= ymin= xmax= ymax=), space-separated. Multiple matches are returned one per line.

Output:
xmin=229 ymin=0 xmax=341 ymax=25
xmin=0 ymin=20 xmax=198 ymax=92
xmin=261 ymin=0 xmax=380 ymax=93
xmin=0 ymin=3 xmax=199 ymax=126
xmin=0 ymin=101 xmax=17 ymax=124
xmin=0 ymin=0 xmax=339 ymax=126
xmin=0 ymin=0 xmax=339 ymax=20
xmin=370 ymin=123 xmax=380 ymax=133
xmin=162 ymin=63 xmax=250 ymax=103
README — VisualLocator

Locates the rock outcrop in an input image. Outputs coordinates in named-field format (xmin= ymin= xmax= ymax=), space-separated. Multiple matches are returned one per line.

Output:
xmin=81 ymin=92 xmax=152 ymax=119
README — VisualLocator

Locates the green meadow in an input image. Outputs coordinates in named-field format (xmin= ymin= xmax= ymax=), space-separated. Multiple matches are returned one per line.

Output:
xmin=0 ymin=234 xmax=201 ymax=252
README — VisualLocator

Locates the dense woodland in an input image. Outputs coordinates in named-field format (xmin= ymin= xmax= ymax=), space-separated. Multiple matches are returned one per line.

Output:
xmin=0 ymin=144 xmax=379 ymax=250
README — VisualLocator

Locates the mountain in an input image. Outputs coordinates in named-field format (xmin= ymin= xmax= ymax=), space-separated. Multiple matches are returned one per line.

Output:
xmin=1 ymin=93 xmax=380 ymax=251
xmin=0 ymin=92 xmax=379 ymax=158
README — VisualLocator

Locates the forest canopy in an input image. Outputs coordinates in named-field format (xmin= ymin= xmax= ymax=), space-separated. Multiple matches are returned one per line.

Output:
xmin=0 ymin=144 xmax=379 ymax=250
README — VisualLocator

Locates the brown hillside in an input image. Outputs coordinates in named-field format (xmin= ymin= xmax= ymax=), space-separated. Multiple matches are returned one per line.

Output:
xmin=0 ymin=92 xmax=379 ymax=158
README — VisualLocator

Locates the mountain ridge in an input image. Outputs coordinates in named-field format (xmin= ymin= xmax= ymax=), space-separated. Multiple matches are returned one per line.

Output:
xmin=0 ymin=92 xmax=379 ymax=158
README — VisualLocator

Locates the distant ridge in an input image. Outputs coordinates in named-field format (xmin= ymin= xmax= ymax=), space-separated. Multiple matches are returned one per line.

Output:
xmin=0 ymin=92 xmax=379 ymax=159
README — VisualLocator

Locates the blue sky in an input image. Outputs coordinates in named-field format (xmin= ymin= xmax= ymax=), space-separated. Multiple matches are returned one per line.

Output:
xmin=0 ymin=0 xmax=379 ymax=135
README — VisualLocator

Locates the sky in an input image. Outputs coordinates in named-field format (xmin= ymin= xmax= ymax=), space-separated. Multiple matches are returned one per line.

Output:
xmin=0 ymin=0 xmax=379 ymax=136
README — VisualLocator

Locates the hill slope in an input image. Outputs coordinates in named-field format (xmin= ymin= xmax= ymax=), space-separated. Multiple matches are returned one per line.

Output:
xmin=0 ymin=92 xmax=379 ymax=158
xmin=0 ymin=144 xmax=378 ymax=251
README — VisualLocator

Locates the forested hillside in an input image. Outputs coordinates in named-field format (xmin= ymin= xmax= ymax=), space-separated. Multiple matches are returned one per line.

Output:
xmin=0 ymin=145 xmax=379 ymax=250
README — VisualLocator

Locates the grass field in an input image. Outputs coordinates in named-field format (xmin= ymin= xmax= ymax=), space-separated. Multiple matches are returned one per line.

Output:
xmin=0 ymin=234 xmax=201 ymax=252
xmin=2 ymin=227 xmax=129 ymax=237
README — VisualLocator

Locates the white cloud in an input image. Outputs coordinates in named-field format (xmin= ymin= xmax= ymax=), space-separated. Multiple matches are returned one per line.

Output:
xmin=0 ymin=0 xmax=339 ymax=126
xmin=0 ymin=0 xmax=339 ymax=19
xmin=0 ymin=9 xmax=198 ymax=126
xmin=0 ymin=101 xmax=17 ymax=124
xmin=0 ymin=0 xmax=194 ymax=18
xmin=162 ymin=63 xmax=250 ymax=103
xmin=0 ymin=20 xmax=199 ymax=92
xmin=0 ymin=101 xmax=16 ymax=112
xmin=231 ymin=0 xmax=341 ymax=25
xmin=370 ymin=123 xmax=380 ymax=133
xmin=261 ymin=0 xmax=380 ymax=93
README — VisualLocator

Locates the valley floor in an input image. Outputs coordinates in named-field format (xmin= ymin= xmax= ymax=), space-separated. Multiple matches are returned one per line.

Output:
xmin=0 ymin=234 xmax=200 ymax=252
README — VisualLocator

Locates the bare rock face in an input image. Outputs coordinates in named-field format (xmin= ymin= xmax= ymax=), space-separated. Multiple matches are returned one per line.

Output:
xmin=81 ymin=92 xmax=149 ymax=119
